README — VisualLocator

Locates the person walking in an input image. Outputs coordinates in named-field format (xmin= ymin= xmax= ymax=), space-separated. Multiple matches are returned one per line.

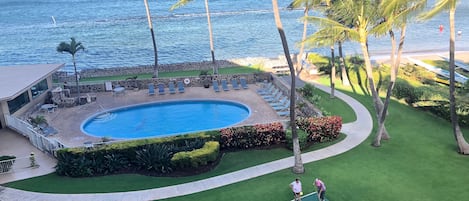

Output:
xmin=315 ymin=178 xmax=326 ymax=201
xmin=290 ymin=178 xmax=302 ymax=201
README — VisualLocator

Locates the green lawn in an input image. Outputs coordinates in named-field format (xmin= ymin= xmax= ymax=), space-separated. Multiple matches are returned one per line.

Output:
xmin=78 ymin=66 xmax=261 ymax=83
xmin=158 ymin=86 xmax=469 ymax=201
xmin=6 ymin=76 xmax=469 ymax=201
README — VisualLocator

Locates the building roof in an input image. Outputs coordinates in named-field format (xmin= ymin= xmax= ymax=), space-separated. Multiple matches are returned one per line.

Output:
xmin=0 ymin=64 xmax=65 ymax=101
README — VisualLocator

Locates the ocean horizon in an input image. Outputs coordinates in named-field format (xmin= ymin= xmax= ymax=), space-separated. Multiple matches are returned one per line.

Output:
xmin=0 ymin=0 xmax=468 ymax=72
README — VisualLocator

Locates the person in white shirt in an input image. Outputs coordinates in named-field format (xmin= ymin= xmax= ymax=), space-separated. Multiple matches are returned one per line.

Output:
xmin=290 ymin=178 xmax=302 ymax=201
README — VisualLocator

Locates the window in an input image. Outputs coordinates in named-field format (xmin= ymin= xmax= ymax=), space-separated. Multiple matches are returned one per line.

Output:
xmin=31 ymin=79 xmax=48 ymax=99
xmin=8 ymin=91 xmax=30 ymax=114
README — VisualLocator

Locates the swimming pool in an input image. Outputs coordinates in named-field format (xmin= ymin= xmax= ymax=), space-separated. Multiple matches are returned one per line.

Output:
xmin=81 ymin=99 xmax=251 ymax=139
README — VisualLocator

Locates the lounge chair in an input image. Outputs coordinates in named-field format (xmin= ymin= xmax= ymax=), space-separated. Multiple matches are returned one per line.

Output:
xmin=157 ymin=83 xmax=165 ymax=95
xmin=148 ymin=83 xmax=155 ymax=96
xmin=277 ymin=110 xmax=290 ymax=116
xmin=272 ymin=100 xmax=290 ymax=111
xmin=221 ymin=79 xmax=230 ymax=91
xmin=177 ymin=81 xmax=185 ymax=93
xmin=168 ymin=82 xmax=176 ymax=94
xmin=231 ymin=79 xmax=240 ymax=90
xmin=264 ymin=92 xmax=282 ymax=103
xmin=257 ymin=85 xmax=275 ymax=95
xmin=38 ymin=123 xmax=58 ymax=136
xmin=261 ymin=88 xmax=280 ymax=99
xmin=212 ymin=80 xmax=220 ymax=92
xmin=240 ymin=77 xmax=249 ymax=89
xmin=270 ymin=96 xmax=288 ymax=107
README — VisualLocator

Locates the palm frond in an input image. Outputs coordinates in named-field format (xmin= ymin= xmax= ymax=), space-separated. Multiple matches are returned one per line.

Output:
xmin=170 ymin=0 xmax=193 ymax=11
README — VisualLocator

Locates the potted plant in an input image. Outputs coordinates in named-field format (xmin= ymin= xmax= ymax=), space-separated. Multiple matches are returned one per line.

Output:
xmin=199 ymin=70 xmax=212 ymax=88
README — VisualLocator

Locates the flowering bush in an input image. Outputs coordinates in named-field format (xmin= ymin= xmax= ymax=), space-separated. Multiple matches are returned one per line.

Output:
xmin=297 ymin=116 xmax=342 ymax=142
xmin=220 ymin=122 xmax=285 ymax=150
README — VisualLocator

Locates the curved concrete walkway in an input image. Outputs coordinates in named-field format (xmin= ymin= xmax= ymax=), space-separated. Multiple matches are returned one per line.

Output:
xmin=0 ymin=82 xmax=373 ymax=201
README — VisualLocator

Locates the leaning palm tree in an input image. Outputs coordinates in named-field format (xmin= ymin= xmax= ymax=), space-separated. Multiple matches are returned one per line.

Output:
xmin=272 ymin=0 xmax=304 ymax=174
xmin=144 ymin=0 xmax=159 ymax=78
xmin=57 ymin=37 xmax=85 ymax=103
xmin=288 ymin=0 xmax=327 ymax=74
xmin=372 ymin=0 xmax=426 ymax=146
xmin=420 ymin=0 xmax=469 ymax=154
xmin=171 ymin=0 xmax=218 ymax=74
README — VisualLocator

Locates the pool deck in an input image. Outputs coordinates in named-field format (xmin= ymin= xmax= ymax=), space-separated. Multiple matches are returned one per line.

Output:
xmin=40 ymin=83 xmax=285 ymax=147
xmin=0 ymin=77 xmax=374 ymax=201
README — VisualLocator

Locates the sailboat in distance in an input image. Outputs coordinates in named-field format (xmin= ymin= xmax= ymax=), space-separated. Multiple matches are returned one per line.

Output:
xmin=51 ymin=16 xmax=57 ymax=27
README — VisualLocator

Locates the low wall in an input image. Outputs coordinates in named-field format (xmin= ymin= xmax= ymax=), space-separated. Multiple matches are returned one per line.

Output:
xmin=60 ymin=73 xmax=272 ymax=93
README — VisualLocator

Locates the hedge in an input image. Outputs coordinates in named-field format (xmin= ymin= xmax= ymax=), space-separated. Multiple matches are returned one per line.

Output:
xmin=219 ymin=122 xmax=285 ymax=150
xmin=171 ymin=141 xmax=220 ymax=168
xmin=297 ymin=116 xmax=342 ymax=142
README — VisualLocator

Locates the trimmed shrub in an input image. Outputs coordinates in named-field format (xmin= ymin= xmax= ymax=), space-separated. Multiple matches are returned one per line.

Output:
xmin=392 ymin=80 xmax=424 ymax=105
xmin=171 ymin=141 xmax=220 ymax=169
xmin=55 ymin=132 xmax=212 ymax=177
xmin=297 ymin=116 xmax=342 ymax=142
xmin=219 ymin=122 xmax=285 ymax=150
xmin=285 ymin=129 xmax=309 ymax=150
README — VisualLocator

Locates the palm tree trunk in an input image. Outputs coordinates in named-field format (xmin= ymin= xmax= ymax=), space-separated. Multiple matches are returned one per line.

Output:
xmin=272 ymin=0 xmax=304 ymax=173
xmin=296 ymin=8 xmax=309 ymax=75
xmin=72 ymin=55 xmax=80 ymax=105
xmin=144 ymin=0 xmax=158 ymax=78
xmin=448 ymin=6 xmax=469 ymax=154
xmin=204 ymin=0 xmax=218 ymax=74
xmin=330 ymin=45 xmax=336 ymax=98
xmin=338 ymin=41 xmax=350 ymax=86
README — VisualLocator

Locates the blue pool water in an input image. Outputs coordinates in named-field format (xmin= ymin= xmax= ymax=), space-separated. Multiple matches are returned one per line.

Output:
xmin=81 ymin=100 xmax=250 ymax=139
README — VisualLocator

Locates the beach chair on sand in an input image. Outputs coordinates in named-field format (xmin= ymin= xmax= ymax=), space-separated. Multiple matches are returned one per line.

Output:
xmin=177 ymin=81 xmax=185 ymax=93
xmin=168 ymin=82 xmax=176 ymax=94
xmin=221 ymin=79 xmax=230 ymax=91
xmin=240 ymin=77 xmax=249 ymax=89
xmin=213 ymin=80 xmax=220 ymax=92
xmin=157 ymin=83 xmax=165 ymax=95
xmin=231 ymin=79 xmax=240 ymax=90
xmin=148 ymin=83 xmax=155 ymax=95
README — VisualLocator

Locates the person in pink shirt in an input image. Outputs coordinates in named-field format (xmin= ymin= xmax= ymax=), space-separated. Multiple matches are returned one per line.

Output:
xmin=315 ymin=178 xmax=326 ymax=201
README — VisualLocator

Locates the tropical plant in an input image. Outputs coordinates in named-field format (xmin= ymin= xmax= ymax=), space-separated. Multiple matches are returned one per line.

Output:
xmin=371 ymin=0 xmax=426 ymax=146
xmin=143 ymin=0 xmax=159 ymax=78
xmin=57 ymin=37 xmax=85 ymax=102
xmin=170 ymin=0 xmax=218 ymax=74
xmin=420 ymin=0 xmax=469 ymax=154
xmin=271 ymin=0 xmax=304 ymax=174
xmin=135 ymin=144 xmax=173 ymax=173
xmin=288 ymin=0 xmax=328 ymax=74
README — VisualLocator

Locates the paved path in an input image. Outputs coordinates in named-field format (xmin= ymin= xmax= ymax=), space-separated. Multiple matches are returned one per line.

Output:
xmin=0 ymin=80 xmax=373 ymax=201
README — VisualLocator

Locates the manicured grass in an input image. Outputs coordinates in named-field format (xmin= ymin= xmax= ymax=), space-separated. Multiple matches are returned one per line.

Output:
xmin=4 ymin=136 xmax=345 ymax=193
xmin=312 ymin=87 xmax=356 ymax=123
xmin=159 ymin=85 xmax=469 ymax=201
xmin=78 ymin=66 xmax=261 ymax=83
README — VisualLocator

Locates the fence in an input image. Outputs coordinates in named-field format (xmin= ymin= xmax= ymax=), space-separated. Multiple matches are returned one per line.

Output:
xmin=0 ymin=157 xmax=31 ymax=174
xmin=5 ymin=115 xmax=67 ymax=157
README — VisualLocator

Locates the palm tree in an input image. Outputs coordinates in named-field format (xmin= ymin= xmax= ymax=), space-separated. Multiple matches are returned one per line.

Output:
xmin=144 ymin=0 xmax=159 ymax=78
xmin=57 ymin=37 xmax=85 ymax=103
xmin=420 ymin=0 xmax=469 ymax=154
xmin=372 ymin=0 xmax=426 ymax=146
xmin=272 ymin=0 xmax=304 ymax=174
xmin=288 ymin=0 xmax=327 ymax=74
xmin=171 ymin=0 xmax=218 ymax=74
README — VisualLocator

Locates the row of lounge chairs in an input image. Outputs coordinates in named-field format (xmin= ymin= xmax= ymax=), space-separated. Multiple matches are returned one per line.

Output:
xmin=257 ymin=82 xmax=290 ymax=116
xmin=213 ymin=78 xmax=249 ymax=92
xmin=148 ymin=81 xmax=185 ymax=95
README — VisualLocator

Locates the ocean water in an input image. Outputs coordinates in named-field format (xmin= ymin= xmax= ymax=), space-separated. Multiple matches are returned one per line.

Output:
xmin=0 ymin=0 xmax=468 ymax=72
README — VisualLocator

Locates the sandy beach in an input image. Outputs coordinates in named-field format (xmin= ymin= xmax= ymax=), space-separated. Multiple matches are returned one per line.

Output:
xmin=372 ymin=51 xmax=469 ymax=65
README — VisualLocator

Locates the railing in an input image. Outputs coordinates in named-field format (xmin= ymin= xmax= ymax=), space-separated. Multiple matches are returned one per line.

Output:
xmin=5 ymin=115 xmax=67 ymax=157
xmin=0 ymin=157 xmax=30 ymax=174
